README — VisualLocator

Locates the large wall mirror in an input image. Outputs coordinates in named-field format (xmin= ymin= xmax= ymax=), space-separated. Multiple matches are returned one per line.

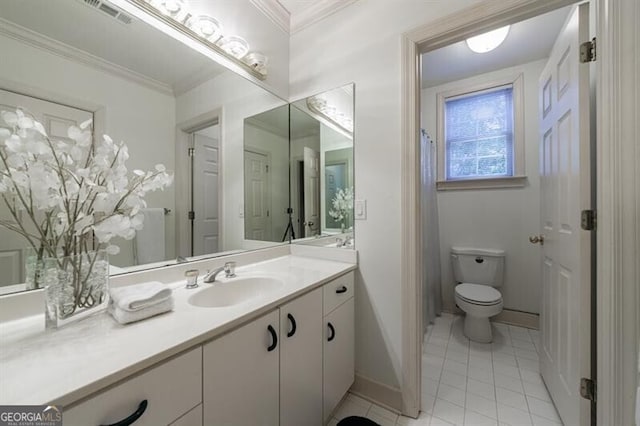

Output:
xmin=242 ymin=84 xmax=355 ymax=247
xmin=0 ymin=0 xmax=287 ymax=295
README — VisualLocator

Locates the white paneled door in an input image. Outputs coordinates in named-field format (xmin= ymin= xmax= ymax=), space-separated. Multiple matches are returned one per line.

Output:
xmin=244 ymin=149 xmax=271 ymax=241
xmin=303 ymin=147 xmax=320 ymax=237
xmin=538 ymin=4 xmax=592 ymax=425
xmin=0 ymin=89 xmax=92 ymax=292
xmin=192 ymin=133 xmax=219 ymax=256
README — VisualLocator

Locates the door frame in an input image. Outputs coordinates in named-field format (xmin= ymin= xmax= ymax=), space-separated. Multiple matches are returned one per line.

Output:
xmin=175 ymin=108 xmax=222 ymax=258
xmin=399 ymin=0 xmax=639 ymax=424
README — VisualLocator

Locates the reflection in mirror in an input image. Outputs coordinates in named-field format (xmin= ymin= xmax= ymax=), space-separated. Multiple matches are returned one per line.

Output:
xmin=290 ymin=84 xmax=354 ymax=247
xmin=243 ymin=105 xmax=290 ymax=244
xmin=0 ymin=0 xmax=286 ymax=295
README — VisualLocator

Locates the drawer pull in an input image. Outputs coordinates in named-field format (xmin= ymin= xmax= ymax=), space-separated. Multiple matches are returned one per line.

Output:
xmin=267 ymin=324 xmax=278 ymax=351
xmin=336 ymin=286 xmax=348 ymax=294
xmin=100 ymin=399 xmax=148 ymax=426
xmin=327 ymin=322 xmax=336 ymax=342
xmin=287 ymin=313 xmax=297 ymax=338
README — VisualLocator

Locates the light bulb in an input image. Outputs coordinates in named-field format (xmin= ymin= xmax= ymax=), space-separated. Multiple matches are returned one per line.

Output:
xmin=466 ymin=25 xmax=510 ymax=53
xmin=217 ymin=36 xmax=250 ymax=59
xmin=186 ymin=15 xmax=223 ymax=42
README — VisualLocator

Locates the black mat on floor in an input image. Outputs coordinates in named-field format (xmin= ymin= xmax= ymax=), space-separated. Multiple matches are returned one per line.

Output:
xmin=337 ymin=416 xmax=381 ymax=426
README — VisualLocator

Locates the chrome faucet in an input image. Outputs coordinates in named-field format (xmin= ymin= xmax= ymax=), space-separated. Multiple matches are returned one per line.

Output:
xmin=203 ymin=262 xmax=236 ymax=283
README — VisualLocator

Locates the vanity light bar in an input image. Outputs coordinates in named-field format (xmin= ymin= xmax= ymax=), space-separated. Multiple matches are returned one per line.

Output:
xmin=108 ymin=0 xmax=267 ymax=80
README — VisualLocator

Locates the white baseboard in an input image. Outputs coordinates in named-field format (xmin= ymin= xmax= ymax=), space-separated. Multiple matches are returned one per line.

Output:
xmin=441 ymin=307 xmax=539 ymax=330
xmin=350 ymin=373 xmax=403 ymax=413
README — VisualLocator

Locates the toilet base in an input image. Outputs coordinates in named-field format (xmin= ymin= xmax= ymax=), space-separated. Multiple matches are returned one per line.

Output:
xmin=463 ymin=314 xmax=493 ymax=343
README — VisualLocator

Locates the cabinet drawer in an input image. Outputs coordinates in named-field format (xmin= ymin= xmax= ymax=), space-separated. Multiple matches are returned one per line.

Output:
xmin=323 ymin=271 xmax=354 ymax=315
xmin=64 ymin=347 xmax=202 ymax=426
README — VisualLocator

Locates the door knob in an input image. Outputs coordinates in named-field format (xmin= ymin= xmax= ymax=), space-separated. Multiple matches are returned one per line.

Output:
xmin=307 ymin=221 xmax=314 ymax=227
xmin=529 ymin=235 xmax=544 ymax=245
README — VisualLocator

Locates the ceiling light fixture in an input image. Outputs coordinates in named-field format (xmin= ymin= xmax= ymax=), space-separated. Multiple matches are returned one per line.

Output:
xmin=186 ymin=15 xmax=223 ymax=42
xmin=466 ymin=25 xmax=510 ymax=53
xmin=132 ymin=0 xmax=267 ymax=77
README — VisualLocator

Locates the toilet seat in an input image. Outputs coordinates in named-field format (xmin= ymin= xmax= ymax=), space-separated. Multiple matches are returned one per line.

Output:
xmin=455 ymin=283 xmax=502 ymax=306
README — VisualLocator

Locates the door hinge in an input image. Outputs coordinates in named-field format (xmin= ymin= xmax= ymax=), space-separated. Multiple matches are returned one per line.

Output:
xmin=580 ymin=377 xmax=596 ymax=402
xmin=581 ymin=209 xmax=597 ymax=231
xmin=188 ymin=211 xmax=195 ymax=220
xmin=266 ymin=165 xmax=269 ymax=173
xmin=188 ymin=147 xmax=195 ymax=157
xmin=580 ymin=37 xmax=596 ymax=63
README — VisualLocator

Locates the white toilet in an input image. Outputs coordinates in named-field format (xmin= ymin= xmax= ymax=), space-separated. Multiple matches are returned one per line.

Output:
xmin=451 ymin=247 xmax=505 ymax=343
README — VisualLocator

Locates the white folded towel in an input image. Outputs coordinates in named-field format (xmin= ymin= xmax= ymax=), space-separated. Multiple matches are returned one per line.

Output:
xmin=109 ymin=297 xmax=174 ymax=325
xmin=109 ymin=281 xmax=172 ymax=311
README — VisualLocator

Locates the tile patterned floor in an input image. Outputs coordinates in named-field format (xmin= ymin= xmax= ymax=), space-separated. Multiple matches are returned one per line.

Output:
xmin=330 ymin=313 xmax=564 ymax=426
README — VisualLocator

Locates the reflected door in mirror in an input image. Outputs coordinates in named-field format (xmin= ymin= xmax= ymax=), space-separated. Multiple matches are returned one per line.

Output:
xmin=303 ymin=147 xmax=320 ymax=237
xmin=192 ymin=129 xmax=220 ymax=256
xmin=244 ymin=150 xmax=271 ymax=241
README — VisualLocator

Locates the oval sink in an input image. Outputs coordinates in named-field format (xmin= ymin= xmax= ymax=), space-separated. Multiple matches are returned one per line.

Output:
xmin=188 ymin=277 xmax=284 ymax=308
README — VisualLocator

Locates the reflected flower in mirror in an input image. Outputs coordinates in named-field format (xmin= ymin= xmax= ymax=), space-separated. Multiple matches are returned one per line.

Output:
xmin=328 ymin=187 xmax=354 ymax=232
xmin=0 ymin=108 xmax=173 ymax=325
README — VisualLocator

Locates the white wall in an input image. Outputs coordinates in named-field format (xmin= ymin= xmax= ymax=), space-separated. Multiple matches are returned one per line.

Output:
xmin=176 ymin=71 xmax=287 ymax=251
xmin=0 ymin=33 xmax=176 ymax=268
xmin=422 ymin=59 xmax=546 ymax=314
xmin=290 ymin=0 xmax=479 ymax=390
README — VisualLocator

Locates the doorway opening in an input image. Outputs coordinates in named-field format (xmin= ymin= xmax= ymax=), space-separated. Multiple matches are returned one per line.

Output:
xmin=416 ymin=3 xmax=595 ymax=425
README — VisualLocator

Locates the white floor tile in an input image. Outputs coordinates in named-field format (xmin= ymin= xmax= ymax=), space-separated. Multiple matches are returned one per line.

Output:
xmin=519 ymin=369 xmax=544 ymax=386
xmin=530 ymin=414 xmax=563 ymax=426
xmin=421 ymin=316 xmax=555 ymax=426
xmin=444 ymin=358 xmax=468 ymax=374
xmin=431 ymin=415 xmax=456 ymax=426
xmin=526 ymin=396 xmax=561 ymax=422
xmin=368 ymin=404 xmax=398 ymax=421
xmin=522 ymin=380 xmax=551 ymax=402
xmin=466 ymin=378 xmax=496 ymax=400
xmin=464 ymin=410 xmax=499 ymax=426
xmin=441 ymin=370 xmax=468 ymax=391
xmin=397 ymin=412 xmax=432 ymax=426
xmin=497 ymin=404 xmax=533 ymax=426
xmin=422 ymin=391 xmax=436 ymax=414
xmin=495 ymin=387 xmax=528 ymax=409
xmin=437 ymin=383 xmax=466 ymax=407
xmin=518 ymin=358 xmax=540 ymax=373
xmin=346 ymin=393 xmax=372 ymax=409
xmin=366 ymin=412 xmax=396 ymax=426
xmin=465 ymin=392 xmax=498 ymax=419
xmin=334 ymin=399 xmax=369 ymax=420
xmin=468 ymin=365 xmax=495 ymax=385
xmin=423 ymin=377 xmax=440 ymax=397
xmin=433 ymin=398 xmax=465 ymax=425
xmin=494 ymin=373 xmax=524 ymax=394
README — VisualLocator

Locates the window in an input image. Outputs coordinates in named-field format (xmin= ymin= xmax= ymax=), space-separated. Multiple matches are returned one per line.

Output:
xmin=436 ymin=75 xmax=525 ymax=190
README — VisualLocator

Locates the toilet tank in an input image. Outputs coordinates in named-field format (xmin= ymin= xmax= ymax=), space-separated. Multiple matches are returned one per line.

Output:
xmin=451 ymin=247 xmax=505 ymax=287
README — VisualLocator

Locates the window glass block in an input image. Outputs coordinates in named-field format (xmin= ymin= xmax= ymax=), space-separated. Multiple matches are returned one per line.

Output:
xmin=445 ymin=86 xmax=514 ymax=179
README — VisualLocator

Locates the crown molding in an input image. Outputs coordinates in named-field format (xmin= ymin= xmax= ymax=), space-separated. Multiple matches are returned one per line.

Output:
xmin=290 ymin=0 xmax=359 ymax=34
xmin=250 ymin=0 xmax=290 ymax=34
xmin=0 ymin=17 xmax=174 ymax=96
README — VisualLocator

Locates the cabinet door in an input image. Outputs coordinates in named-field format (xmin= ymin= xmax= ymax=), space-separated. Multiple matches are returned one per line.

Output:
xmin=323 ymin=297 xmax=355 ymax=421
xmin=203 ymin=310 xmax=279 ymax=426
xmin=279 ymin=287 xmax=323 ymax=426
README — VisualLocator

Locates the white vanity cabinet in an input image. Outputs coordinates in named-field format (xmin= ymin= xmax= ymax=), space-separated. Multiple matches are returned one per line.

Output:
xmin=203 ymin=309 xmax=280 ymax=426
xmin=323 ymin=272 xmax=356 ymax=421
xmin=279 ymin=287 xmax=323 ymax=426
xmin=64 ymin=347 xmax=202 ymax=426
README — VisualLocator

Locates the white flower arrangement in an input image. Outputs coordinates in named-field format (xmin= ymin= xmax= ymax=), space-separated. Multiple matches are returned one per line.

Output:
xmin=0 ymin=108 xmax=173 ymax=270
xmin=328 ymin=186 xmax=354 ymax=229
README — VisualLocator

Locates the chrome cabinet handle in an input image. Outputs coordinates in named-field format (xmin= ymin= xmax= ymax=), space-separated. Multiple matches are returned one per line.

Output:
xmin=529 ymin=235 xmax=545 ymax=245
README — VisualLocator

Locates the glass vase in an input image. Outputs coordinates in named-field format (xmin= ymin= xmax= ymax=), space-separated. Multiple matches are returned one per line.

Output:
xmin=42 ymin=250 xmax=109 ymax=329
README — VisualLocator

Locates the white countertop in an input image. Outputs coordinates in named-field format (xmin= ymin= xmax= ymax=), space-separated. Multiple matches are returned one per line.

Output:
xmin=0 ymin=254 xmax=356 ymax=407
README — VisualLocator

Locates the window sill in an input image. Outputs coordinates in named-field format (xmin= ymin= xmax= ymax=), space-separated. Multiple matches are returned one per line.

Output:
xmin=436 ymin=176 xmax=528 ymax=191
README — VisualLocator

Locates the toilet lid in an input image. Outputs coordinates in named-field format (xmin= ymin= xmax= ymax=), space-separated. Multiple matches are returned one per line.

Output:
xmin=455 ymin=283 xmax=502 ymax=305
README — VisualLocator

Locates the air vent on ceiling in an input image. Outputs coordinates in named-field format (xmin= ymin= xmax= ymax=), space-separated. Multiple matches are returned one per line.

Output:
xmin=80 ymin=0 xmax=134 ymax=25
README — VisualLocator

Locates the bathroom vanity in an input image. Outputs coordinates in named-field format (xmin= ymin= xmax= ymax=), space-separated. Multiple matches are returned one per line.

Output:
xmin=0 ymin=251 xmax=356 ymax=425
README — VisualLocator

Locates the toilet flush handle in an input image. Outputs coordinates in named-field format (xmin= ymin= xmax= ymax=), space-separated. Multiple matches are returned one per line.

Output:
xmin=529 ymin=234 xmax=545 ymax=245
